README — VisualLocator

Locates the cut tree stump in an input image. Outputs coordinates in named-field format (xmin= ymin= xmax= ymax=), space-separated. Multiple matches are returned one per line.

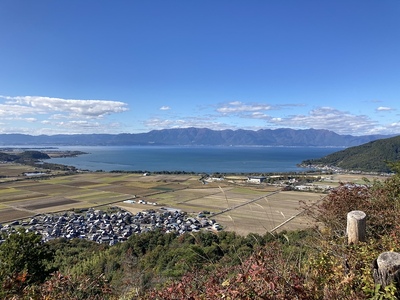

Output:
xmin=373 ymin=251 xmax=400 ymax=289
xmin=346 ymin=210 xmax=366 ymax=244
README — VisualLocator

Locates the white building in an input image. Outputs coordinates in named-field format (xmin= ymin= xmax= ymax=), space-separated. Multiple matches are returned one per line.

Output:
xmin=247 ymin=176 xmax=266 ymax=184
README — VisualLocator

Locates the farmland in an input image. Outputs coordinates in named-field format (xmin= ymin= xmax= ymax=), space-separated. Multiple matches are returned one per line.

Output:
xmin=0 ymin=163 xmax=382 ymax=235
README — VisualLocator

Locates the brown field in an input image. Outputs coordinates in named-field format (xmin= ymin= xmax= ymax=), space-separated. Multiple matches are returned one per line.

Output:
xmin=332 ymin=173 xmax=386 ymax=183
xmin=212 ymin=191 xmax=323 ymax=235
xmin=0 ymin=164 xmax=386 ymax=235
xmin=0 ymin=208 xmax=33 ymax=222
xmin=23 ymin=198 xmax=79 ymax=210
xmin=0 ymin=164 xmax=40 ymax=178
xmin=0 ymin=189 xmax=46 ymax=202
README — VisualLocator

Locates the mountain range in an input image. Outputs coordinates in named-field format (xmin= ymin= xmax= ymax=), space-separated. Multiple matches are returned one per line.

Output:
xmin=0 ymin=128 xmax=394 ymax=147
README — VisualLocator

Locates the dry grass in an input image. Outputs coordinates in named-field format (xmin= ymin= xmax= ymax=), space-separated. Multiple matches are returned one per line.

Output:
xmin=213 ymin=191 xmax=322 ymax=235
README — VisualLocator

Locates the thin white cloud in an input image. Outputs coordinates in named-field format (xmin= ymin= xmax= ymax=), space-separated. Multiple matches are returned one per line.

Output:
xmin=0 ymin=103 xmax=43 ymax=117
xmin=217 ymin=101 xmax=272 ymax=114
xmin=34 ymin=120 xmax=124 ymax=135
xmin=216 ymin=101 xmax=304 ymax=116
xmin=49 ymin=114 xmax=67 ymax=120
xmin=0 ymin=95 xmax=129 ymax=118
xmin=250 ymin=112 xmax=271 ymax=119
xmin=376 ymin=106 xmax=395 ymax=112
xmin=0 ymin=124 xmax=41 ymax=134
xmin=160 ymin=106 xmax=171 ymax=111
xmin=0 ymin=115 xmax=39 ymax=122
xmin=144 ymin=105 xmax=393 ymax=136
xmin=144 ymin=118 xmax=232 ymax=131
xmin=268 ymin=107 xmax=379 ymax=135
xmin=0 ymin=95 xmax=130 ymax=134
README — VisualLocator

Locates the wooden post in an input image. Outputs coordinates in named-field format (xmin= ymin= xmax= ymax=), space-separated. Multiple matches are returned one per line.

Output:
xmin=346 ymin=210 xmax=366 ymax=244
xmin=373 ymin=252 xmax=400 ymax=289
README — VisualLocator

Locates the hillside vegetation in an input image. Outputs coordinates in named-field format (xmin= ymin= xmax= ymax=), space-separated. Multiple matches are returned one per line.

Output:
xmin=302 ymin=135 xmax=400 ymax=173
xmin=0 ymin=151 xmax=50 ymax=163
xmin=2 ymin=165 xmax=400 ymax=299
xmin=0 ymin=150 xmax=78 ymax=172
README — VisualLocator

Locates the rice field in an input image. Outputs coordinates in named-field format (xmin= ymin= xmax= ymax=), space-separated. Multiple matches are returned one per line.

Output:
xmin=0 ymin=164 xmax=378 ymax=235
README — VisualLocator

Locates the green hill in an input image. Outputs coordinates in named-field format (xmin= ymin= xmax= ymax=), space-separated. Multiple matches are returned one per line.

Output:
xmin=301 ymin=135 xmax=400 ymax=173
xmin=0 ymin=151 xmax=50 ymax=163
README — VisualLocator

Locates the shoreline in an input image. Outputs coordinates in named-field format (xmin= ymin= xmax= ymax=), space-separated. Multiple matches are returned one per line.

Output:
xmin=43 ymin=150 xmax=88 ymax=158
xmin=0 ymin=147 xmax=88 ymax=159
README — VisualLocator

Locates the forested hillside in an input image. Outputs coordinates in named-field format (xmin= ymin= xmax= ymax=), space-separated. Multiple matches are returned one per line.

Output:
xmin=302 ymin=135 xmax=400 ymax=172
xmin=0 ymin=151 xmax=50 ymax=163
xmin=0 ymin=127 xmax=391 ymax=147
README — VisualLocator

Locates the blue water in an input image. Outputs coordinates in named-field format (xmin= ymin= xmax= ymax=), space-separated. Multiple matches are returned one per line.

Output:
xmin=47 ymin=146 xmax=342 ymax=173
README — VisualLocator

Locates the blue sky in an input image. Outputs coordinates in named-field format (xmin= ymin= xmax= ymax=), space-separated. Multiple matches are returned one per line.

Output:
xmin=0 ymin=1 xmax=399 ymax=136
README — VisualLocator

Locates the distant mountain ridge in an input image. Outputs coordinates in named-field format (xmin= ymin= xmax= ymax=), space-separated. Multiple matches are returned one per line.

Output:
xmin=0 ymin=128 xmax=393 ymax=147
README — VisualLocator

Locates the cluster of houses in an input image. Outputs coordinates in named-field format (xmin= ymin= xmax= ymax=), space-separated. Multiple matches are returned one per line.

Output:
xmin=0 ymin=207 xmax=222 ymax=245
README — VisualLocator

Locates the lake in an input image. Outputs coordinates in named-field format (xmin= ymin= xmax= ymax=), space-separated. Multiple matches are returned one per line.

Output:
xmin=46 ymin=146 xmax=342 ymax=173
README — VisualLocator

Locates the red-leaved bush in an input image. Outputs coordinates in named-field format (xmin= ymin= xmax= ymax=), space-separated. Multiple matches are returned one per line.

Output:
xmin=5 ymin=271 xmax=116 ymax=300
xmin=143 ymin=242 xmax=311 ymax=300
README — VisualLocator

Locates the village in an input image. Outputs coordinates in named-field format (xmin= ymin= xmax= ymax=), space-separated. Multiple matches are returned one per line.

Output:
xmin=205 ymin=174 xmax=336 ymax=192
xmin=0 ymin=207 xmax=222 ymax=246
